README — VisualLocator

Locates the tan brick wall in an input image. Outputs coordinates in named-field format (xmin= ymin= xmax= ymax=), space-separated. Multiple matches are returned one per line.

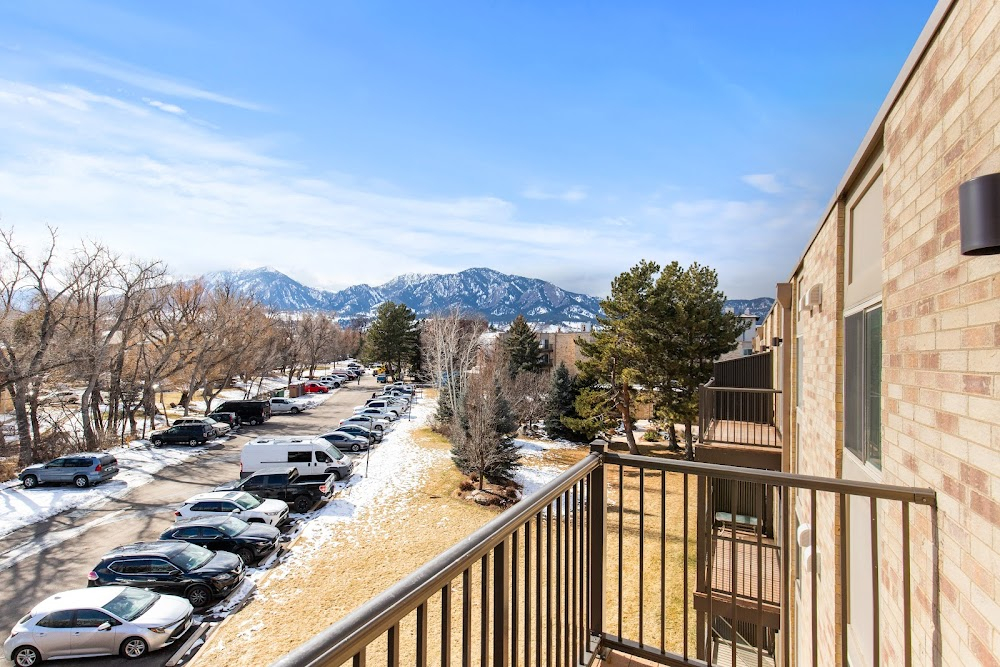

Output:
xmin=790 ymin=204 xmax=844 ymax=665
xmin=880 ymin=0 xmax=1000 ymax=664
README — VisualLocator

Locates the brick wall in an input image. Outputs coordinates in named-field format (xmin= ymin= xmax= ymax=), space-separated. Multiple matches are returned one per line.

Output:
xmin=790 ymin=205 xmax=844 ymax=665
xmin=881 ymin=0 xmax=1000 ymax=664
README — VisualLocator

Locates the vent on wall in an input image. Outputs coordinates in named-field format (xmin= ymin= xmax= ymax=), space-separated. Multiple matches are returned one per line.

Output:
xmin=799 ymin=284 xmax=823 ymax=312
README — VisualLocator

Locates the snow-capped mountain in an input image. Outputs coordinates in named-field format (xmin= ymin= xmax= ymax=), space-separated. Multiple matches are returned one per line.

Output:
xmin=199 ymin=267 xmax=603 ymax=326
xmin=199 ymin=266 xmax=773 ymax=327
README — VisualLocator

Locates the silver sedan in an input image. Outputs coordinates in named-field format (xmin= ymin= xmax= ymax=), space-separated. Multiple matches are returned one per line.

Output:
xmin=3 ymin=586 xmax=192 ymax=665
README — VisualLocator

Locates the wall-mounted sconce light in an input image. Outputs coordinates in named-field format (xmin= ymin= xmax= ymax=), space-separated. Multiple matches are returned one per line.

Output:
xmin=772 ymin=337 xmax=783 ymax=347
xmin=960 ymin=173 xmax=1000 ymax=255
xmin=760 ymin=345 xmax=770 ymax=352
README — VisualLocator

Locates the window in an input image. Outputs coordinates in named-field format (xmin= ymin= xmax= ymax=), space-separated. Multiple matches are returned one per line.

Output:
xmin=74 ymin=610 xmax=116 ymax=628
xmin=148 ymin=559 xmax=179 ymax=574
xmin=172 ymin=527 xmax=201 ymax=539
xmin=287 ymin=451 xmax=311 ymax=463
xmin=845 ymin=305 xmax=882 ymax=469
xmin=36 ymin=610 xmax=75 ymax=628
xmin=191 ymin=501 xmax=222 ymax=512
xmin=109 ymin=559 xmax=152 ymax=575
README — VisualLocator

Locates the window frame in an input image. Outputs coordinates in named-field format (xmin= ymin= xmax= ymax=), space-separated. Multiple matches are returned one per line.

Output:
xmin=844 ymin=300 xmax=883 ymax=472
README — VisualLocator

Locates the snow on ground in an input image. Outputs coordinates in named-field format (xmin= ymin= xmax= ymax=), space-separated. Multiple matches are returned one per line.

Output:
xmin=270 ymin=400 xmax=444 ymax=572
xmin=0 ymin=439 xmax=223 ymax=538
xmin=513 ymin=437 xmax=578 ymax=497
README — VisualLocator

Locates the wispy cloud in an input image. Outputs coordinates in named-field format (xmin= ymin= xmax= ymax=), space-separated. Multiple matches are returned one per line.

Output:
xmin=521 ymin=186 xmax=587 ymax=202
xmin=49 ymin=53 xmax=265 ymax=111
xmin=741 ymin=173 xmax=784 ymax=194
xmin=143 ymin=98 xmax=185 ymax=115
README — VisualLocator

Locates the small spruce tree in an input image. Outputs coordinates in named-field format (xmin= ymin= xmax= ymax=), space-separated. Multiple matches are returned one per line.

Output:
xmin=504 ymin=314 xmax=543 ymax=376
xmin=544 ymin=362 xmax=577 ymax=439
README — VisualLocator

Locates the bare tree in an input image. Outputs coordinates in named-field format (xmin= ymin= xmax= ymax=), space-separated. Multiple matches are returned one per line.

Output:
xmin=421 ymin=307 xmax=488 ymax=429
xmin=505 ymin=370 xmax=550 ymax=435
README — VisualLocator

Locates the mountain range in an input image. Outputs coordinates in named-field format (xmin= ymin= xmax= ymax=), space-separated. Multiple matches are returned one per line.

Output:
xmin=199 ymin=267 xmax=774 ymax=326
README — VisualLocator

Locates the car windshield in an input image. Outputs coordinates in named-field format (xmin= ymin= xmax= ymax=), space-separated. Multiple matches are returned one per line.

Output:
xmin=103 ymin=588 xmax=161 ymax=621
xmin=232 ymin=493 xmax=261 ymax=510
xmin=172 ymin=544 xmax=214 ymax=571
xmin=325 ymin=445 xmax=344 ymax=461
xmin=218 ymin=517 xmax=248 ymax=537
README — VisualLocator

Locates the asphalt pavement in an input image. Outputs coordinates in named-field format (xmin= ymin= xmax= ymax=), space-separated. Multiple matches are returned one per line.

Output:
xmin=0 ymin=377 xmax=379 ymax=666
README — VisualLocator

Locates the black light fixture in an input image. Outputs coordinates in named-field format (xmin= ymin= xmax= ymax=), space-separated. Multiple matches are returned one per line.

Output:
xmin=772 ymin=336 xmax=783 ymax=347
xmin=960 ymin=173 xmax=1000 ymax=255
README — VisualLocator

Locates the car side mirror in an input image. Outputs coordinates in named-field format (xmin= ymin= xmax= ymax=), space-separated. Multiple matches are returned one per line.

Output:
xmin=97 ymin=622 xmax=112 ymax=632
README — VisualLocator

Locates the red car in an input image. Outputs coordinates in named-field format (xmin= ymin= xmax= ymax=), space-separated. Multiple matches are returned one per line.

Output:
xmin=303 ymin=382 xmax=330 ymax=394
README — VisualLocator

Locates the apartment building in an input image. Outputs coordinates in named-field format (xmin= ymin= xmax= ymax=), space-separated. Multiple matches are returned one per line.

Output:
xmin=750 ymin=0 xmax=1000 ymax=663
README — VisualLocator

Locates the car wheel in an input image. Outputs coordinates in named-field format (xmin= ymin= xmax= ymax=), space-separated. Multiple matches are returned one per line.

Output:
xmin=120 ymin=636 xmax=148 ymax=659
xmin=21 ymin=475 xmax=38 ymax=489
xmin=12 ymin=645 xmax=40 ymax=666
xmin=351 ymin=444 xmax=361 ymax=452
xmin=185 ymin=584 xmax=213 ymax=608
xmin=73 ymin=475 xmax=90 ymax=488
xmin=235 ymin=548 xmax=255 ymax=564
xmin=189 ymin=439 xmax=198 ymax=446
xmin=293 ymin=495 xmax=312 ymax=513
xmin=151 ymin=437 xmax=163 ymax=446
xmin=248 ymin=418 xmax=259 ymax=426
xmin=290 ymin=407 xmax=300 ymax=414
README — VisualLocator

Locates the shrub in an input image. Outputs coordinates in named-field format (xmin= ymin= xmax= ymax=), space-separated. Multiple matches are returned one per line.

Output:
xmin=459 ymin=479 xmax=475 ymax=492
xmin=642 ymin=429 xmax=660 ymax=442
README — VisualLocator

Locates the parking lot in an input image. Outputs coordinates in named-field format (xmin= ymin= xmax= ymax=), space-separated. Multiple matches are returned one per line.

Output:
xmin=0 ymin=377 xmax=380 ymax=667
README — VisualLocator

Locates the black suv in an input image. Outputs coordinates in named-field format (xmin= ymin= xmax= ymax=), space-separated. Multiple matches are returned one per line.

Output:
xmin=149 ymin=423 xmax=214 ymax=446
xmin=88 ymin=541 xmax=244 ymax=608
xmin=159 ymin=515 xmax=280 ymax=564
xmin=207 ymin=411 xmax=241 ymax=429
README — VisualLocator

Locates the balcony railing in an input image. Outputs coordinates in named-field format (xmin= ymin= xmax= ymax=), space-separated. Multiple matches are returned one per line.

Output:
xmin=698 ymin=384 xmax=782 ymax=448
xmin=271 ymin=446 xmax=935 ymax=667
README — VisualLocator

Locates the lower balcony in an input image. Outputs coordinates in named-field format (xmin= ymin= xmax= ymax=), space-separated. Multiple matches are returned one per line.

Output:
xmin=269 ymin=446 xmax=935 ymax=667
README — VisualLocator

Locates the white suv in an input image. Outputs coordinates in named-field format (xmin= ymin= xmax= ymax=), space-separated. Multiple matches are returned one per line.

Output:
xmin=270 ymin=397 xmax=309 ymax=414
xmin=174 ymin=491 xmax=289 ymax=527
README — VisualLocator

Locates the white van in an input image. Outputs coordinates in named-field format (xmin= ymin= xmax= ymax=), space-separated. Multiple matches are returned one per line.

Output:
xmin=241 ymin=437 xmax=354 ymax=480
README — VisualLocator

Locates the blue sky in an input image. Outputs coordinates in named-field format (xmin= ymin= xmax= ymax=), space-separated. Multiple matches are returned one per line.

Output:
xmin=0 ymin=0 xmax=936 ymax=298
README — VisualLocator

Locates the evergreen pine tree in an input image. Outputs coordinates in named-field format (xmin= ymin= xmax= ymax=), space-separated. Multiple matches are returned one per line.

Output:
xmin=544 ymin=362 xmax=577 ymax=439
xmin=451 ymin=374 xmax=520 ymax=489
xmin=504 ymin=314 xmax=543 ymax=376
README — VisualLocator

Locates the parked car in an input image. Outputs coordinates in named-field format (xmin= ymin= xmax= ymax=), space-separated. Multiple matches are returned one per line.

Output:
xmin=269 ymin=397 xmax=308 ymax=414
xmin=302 ymin=382 xmax=329 ymax=394
xmin=317 ymin=431 xmax=370 ymax=453
xmin=2 ymin=586 xmax=193 ymax=664
xmin=215 ymin=466 xmax=338 ymax=513
xmin=171 ymin=416 xmax=229 ymax=437
xmin=149 ymin=423 xmax=213 ymax=447
xmin=240 ymin=438 xmax=353 ymax=480
xmin=88 ymin=541 xmax=244 ymax=608
xmin=317 ymin=376 xmax=344 ymax=387
xmin=333 ymin=423 xmax=382 ymax=443
xmin=355 ymin=400 xmax=399 ymax=417
xmin=354 ymin=406 xmax=398 ymax=422
xmin=340 ymin=414 xmax=389 ymax=431
xmin=38 ymin=389 xmax=82 ymax=405
xmin=376 ymin=374 xmax=388 ymax=383
xmin=174 ymin=491 xmax=290 ymax=527
xmin=159 ymin=515 xmax=280 ymax=564
xmin=212 ymin=400 xmax=271 ymax=426
xmin=206 ymin=411 xmax=240 ymax=429
xmin=18 ymin=453 xmax=119 ymax=489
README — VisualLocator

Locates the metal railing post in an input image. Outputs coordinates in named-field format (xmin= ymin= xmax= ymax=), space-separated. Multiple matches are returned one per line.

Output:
xmin=588 ymin=441 xmax=606 ymax=649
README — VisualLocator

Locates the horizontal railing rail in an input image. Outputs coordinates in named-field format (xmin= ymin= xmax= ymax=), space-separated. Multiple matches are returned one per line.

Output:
xmin=270 ymin=447 xmax=936 ymax=667
xmin=271 ymin=453 xmax=602 ymax=667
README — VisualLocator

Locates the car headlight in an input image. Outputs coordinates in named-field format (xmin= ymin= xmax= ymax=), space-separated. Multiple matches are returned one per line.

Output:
xmin=212 ymin=572 xmax=234 ymax=581
xmin=148 ymin=625 xmax=169 ymax=634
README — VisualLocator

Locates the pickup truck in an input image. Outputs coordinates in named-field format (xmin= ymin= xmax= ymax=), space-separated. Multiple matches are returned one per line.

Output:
xmin=215 ymin=465 xmax=338 ymax=513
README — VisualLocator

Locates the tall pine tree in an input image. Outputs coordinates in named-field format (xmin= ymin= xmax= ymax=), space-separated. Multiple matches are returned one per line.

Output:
xmin=361 ymin=301 xmax=420 ymax=379
xmin=504 ymin=315 xmax=543 ymax=376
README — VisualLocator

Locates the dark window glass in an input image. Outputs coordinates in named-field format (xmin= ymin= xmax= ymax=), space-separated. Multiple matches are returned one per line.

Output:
xmin=74 ymin=610 xmax=115 ymax=628
xmin=47 ymin=459 xmax=66 ymax=468
xmin=287 ymin=451 xmax=311 ymax=463
xmin=172 ymin=527 xmax=202 ymax=539
xmin=109 ymin=559 xmax=152 ymax=575
xmin=37 ymin=610 xmax=75 ymax=628
xmin=148 ymin=559 xmax=179 ymax=574
xmin=865 ymin=307 xmax=882 ymax=469
xmin=844 ymin=305 xmax=882 ymax=469
xmin=191 ymin=502 xmax=220 ymax=512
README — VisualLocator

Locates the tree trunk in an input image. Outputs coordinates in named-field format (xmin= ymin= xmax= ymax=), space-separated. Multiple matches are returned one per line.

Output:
xmin=13 ymin=384 xmax=33 ymax=466
xmin=620 ymin=399 xmax=640 ymax=455
xmin=80 ymin=387 xmax=95 ymax=449
xmin=666 ymin=422 xmax=681 ymax=451
xmin=683 ymin=418 xmax=695 ymax=460
xmin=28 ymin=391 xmax=42 ymax=449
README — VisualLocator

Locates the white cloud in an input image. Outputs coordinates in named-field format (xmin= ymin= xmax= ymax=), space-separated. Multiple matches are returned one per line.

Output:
xmin=143 ymin=98 xmax=185 ymax=115
xmin=741 ymin=173 xmax=784 ymax=194
xmin=49 ymin=53 xmax=264 ymax=111
xmin=521 ymin=186 xmax=587 ymax=202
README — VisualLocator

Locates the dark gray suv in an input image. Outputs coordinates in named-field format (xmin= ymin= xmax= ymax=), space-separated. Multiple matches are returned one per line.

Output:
xmin=18 ymin=453 xmax=119 ymax=488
